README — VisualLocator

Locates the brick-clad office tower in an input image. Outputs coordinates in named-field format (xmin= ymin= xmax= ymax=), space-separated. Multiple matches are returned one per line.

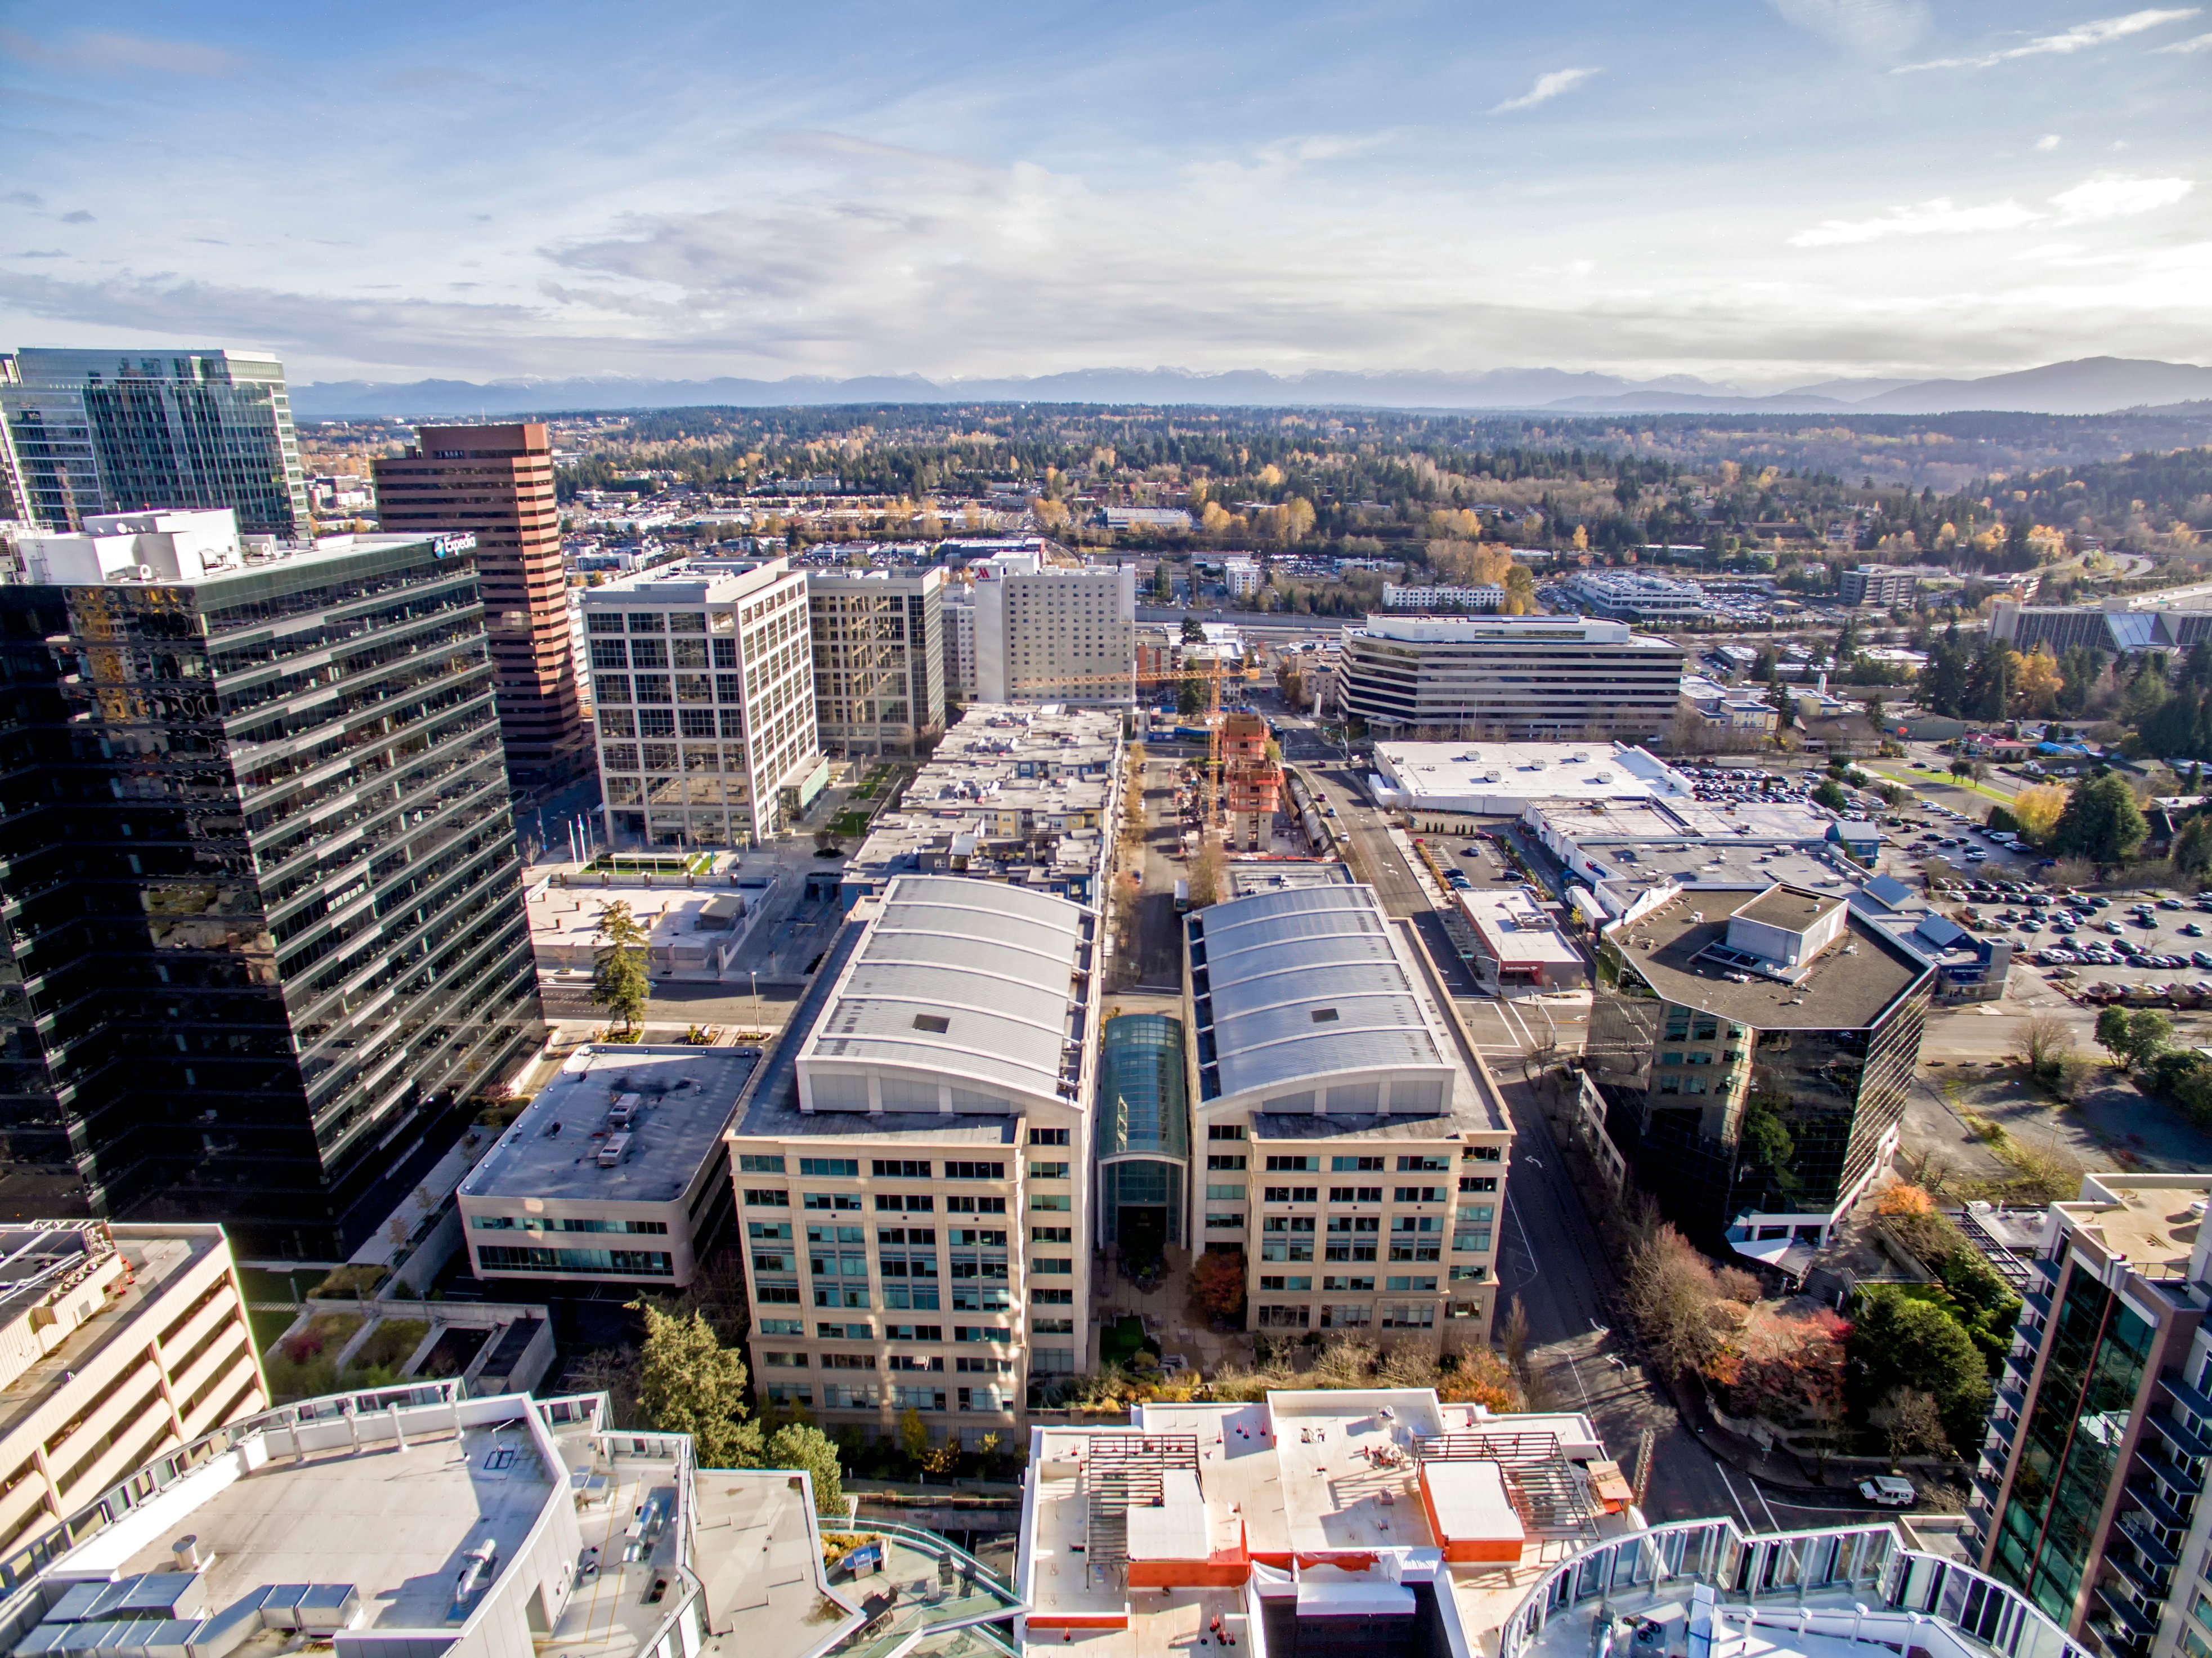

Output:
xmin=373 ymin=422 xmax=590 ymax=784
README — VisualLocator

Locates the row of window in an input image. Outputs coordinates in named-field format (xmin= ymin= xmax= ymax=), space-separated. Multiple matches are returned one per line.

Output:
xmin=760 ymin=1384 xmax=1019 ymax=1411
xmin=1258 ymin=1185 xmax=1448 ymax=1204
xmin=1257 ymin=1303 xmax=1440 ymax=1330
xmin=744 ymin=1190 xmax=1014 ymax=1214
xmin=470 ymin=1215 xmax=669 ymax=1235
xmin=738 ymin=1155 xmax=1010 ymax=1179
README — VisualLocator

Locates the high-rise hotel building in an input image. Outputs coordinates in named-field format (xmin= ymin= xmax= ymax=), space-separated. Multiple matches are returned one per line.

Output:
xmin=0 ymin=509 xmax=541 ymax=1255
xmin=372 ymin=424 xmax=591 ymax=784
xmin=581 ymin=557 xmax=823 ymax=848
xmin=0 ymin=348 xmax=309 ymax=535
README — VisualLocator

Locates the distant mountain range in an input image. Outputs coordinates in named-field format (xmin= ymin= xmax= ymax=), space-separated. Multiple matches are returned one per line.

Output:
xmin=289 ymin=355 xmax=2212 ymax=422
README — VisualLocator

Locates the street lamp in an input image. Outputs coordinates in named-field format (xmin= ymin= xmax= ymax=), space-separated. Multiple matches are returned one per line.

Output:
xmin=750 ymin=969 xmax=760 ymax=1034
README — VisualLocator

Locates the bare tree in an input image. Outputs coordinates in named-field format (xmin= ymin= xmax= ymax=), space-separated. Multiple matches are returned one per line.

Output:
xmin=2013 ymin=1015 xmax=2076 ymax=1082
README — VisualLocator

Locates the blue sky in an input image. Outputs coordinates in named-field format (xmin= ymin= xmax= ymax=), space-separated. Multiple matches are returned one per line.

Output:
xmin=2 ymin=0 xmax=2207 ymax=388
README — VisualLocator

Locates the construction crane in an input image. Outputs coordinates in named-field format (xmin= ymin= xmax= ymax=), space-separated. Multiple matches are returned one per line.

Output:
xmin=1008 ymin=654 xmax=1231 ymax=827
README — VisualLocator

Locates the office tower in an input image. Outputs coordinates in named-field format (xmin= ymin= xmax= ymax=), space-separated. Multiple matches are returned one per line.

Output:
xmin=371 ymin=424 xmax=591 ymax=785
xmin=807 ymin=566 xmax=947 ymax=757
xmin=581 ymin=556 xmax=822 ymax=849
xmin=0 ymin=348 xmax=309 ymax=534
xmin=1182 ymin=878 xmax=1512 ymax=1342
xmin=1967 ymin=1173 xmax=2212 ymax=1657
xmin=971 ymin=555 xmax=1136 ymax=705
xmin=0 ymin=1221 xmax=262 ymax=1559
xmin=729 ymin=875 xmax=1099 ymax=1439
xmin=942 ymin=584 xmax=977 ymax=704
xmin=1585 ymin=883 xmax=1932 ymax=1255
xmin=0 ymin=510 xmax=542 ymax=1257
xmin=1337 ymin=615 xmax=1685 ymax=741
xmin=0 ymin=355 xmax=26 ymax=525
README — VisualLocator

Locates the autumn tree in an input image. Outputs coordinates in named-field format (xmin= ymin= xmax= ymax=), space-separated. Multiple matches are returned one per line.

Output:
xmin=1623 ymin=1224 xmax=1722 ymax=1377
xmin=1189 ymin=1247 xmax=1248 ymax=1325
xmin=2008 ymin=783 xmax=2068 ymax=846
xmin=2013 ymin=644 xmax=2063 ymax=716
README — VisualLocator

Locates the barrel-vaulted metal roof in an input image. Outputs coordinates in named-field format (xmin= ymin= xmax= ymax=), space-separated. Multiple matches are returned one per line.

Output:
xmin=801 ymin=875 xmax=1092 ymax=1108
xmin=1192 ymin=883 xmax=1452 ymax=1103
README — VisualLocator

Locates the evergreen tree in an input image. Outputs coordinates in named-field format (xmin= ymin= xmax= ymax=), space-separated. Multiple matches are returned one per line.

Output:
xmin=592 ymin=901 xmax=651 ymax=1035
xmin=637 ymin=1304 xmax=763 ymax=1469
xmin=2052 ymin=774 xmax=2148 ymax=865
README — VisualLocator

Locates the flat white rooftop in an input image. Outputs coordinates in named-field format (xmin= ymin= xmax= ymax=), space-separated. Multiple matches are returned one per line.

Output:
xmin=1375 ymin=743 xmax=1691 ymax=814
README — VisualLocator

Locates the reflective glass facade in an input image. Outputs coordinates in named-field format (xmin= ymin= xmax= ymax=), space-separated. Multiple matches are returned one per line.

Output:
xmin=1 ymin=349 xmax=308 ymax=535
xmin=1991 ymin=1268 xmax=2155 ymax=1624
xmin=0 ymin=534 xmax=540 ymax=1255
xmin=1588 ymin=926 xmax=1930 ymax=1243
xmin=1095 ymin=1013 xmax=1189 ymax=1248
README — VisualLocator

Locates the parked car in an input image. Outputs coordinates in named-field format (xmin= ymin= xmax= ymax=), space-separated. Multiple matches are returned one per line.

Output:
xmin=1859 ymin=1476 xmax=1916 ymax=1507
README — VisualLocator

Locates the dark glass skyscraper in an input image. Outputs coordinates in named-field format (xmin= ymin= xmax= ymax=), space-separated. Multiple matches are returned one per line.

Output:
xmin=0 ymin=517 xmax=541 ymax=1257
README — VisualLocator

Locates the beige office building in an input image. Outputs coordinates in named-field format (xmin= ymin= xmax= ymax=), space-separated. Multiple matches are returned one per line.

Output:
xmin=582 ymin=556 xmax=825 ymax=848
xmin=807 ymin=566 xmax=947 ymax=757
xmin=1339 ymin=615 xmax=1685 ymax=741
xmin=728 ymin=876 xmax=1099 ymax=1444
xmin=1183 ymin=881 xmax=1511 ymax=1343
xmin=0 ymin=1221 xmax=263 ymax=1568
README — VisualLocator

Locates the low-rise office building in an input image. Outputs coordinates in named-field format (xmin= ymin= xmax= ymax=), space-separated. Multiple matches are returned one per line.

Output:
xmin=1560 ymin=570 xmax=1706 ymax=622
xmin=1340 ymin=616 xmax=1686 ymax=743
xmin=807 ymin=565 xmax=947 ymax=757
xmin=1839 ymin=565 xmax=1918 ymax=607
xmin=458 ymin=1044 xmax=758 ymax=1290
xmin=1184 ymin=882 xmax=1512 ymax=1342
xmin=1529 ymin=797 xmax=1842 ymax=886
xmin=0 ymin=1222 xmax=263 ymax=1565
xmin=1372 ymin=741 xmax=1694 ymax=832
xmin=1586 ymin=882 xmax=1933 ymax=1258
xmin=581 ymin=555 xmax=823 ymax=849
xmin=1680 ymin=674 xmax=1781 ymax=737
xmin=728 ymin=875 xmax=1101 ymax=1442
xmin=839 ymin=704 xmax=1123 ymax=908
xmin=1452 ymin=887 xmax=1587 ymax=991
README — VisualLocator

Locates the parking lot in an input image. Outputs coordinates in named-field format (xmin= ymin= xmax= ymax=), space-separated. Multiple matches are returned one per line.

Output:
xmin=1942 ymin=879 xmax=2212 ymax=1002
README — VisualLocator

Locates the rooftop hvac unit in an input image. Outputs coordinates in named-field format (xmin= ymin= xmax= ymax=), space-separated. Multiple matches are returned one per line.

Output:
xmin=598 ymin=1133 xmax=633 ymax=1167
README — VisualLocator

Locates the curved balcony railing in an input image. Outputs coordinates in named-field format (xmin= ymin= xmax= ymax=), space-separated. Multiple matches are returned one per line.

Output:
xmin=1497 ymin=1517 xmax=2093 ymax=1658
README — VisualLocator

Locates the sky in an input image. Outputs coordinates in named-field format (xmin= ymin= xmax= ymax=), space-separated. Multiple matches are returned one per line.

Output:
xmin=1 ymin=0 xmax=2208 ymax=391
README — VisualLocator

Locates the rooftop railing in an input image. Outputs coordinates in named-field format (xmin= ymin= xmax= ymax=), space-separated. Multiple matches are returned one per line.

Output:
xmin=1497 ymin=1518 xmax=2092 ymax=1658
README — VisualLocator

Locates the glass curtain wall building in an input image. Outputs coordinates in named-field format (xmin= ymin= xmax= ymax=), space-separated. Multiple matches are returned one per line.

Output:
xmin=1966 ymin=1174 xmax=2212 ymax=1658
xmin=1095 ymin=1013 xmax=1189 ymax=1266
xmin=0 ymin=517 xmax=540 ymax=1256
xmin=0 ymin=349 xmax=309 ymax=535
xmin=1584 ymin=883 xmax=1932 ymax=1253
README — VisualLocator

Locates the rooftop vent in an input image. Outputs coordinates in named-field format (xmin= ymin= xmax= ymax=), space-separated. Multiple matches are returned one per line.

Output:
xmin=1311 ymin=1008 xmax=1340 ymax=1024
xmin=913 ymin=1013 xmax=950 ymax=1034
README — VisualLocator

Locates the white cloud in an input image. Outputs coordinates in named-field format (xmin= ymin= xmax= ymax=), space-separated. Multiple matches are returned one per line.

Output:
xmin=1489 ymin=68 xmax=1599 ymax=114
xmin=2050 ymin=175 xmax=2193 ymax=219
xmin=1766 ymin=0 xmax=1929 ymax=55
xmin=2036 ymin=133 xmax=2062 ymax=150
xmin=2156 ymin=27 xmax=2212 ymax=46
xmin=1896 ymin=7 xmax=2199 ymax=70
xmin=1789 ymin=196 xmax=2043 ymax=246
